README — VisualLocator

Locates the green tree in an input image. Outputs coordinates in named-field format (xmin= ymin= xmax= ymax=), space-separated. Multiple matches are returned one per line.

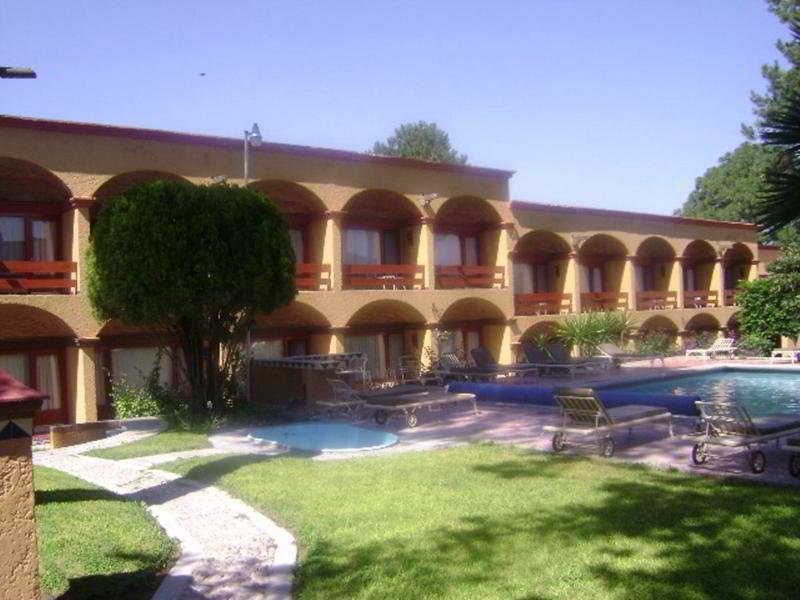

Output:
xmin=88 ymin=181 xmax=296 ymax=419
xmin=737 ymin=242 xmax=800 ymax=348
xmin=372 ymin=121 xmax=468 ymax=164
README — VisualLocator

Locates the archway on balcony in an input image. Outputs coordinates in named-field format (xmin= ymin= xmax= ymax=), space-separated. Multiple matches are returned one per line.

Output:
xmin=92 ymin=170 xmax=190 ymax=229
xmin=341 ymin=190 xmax=423 ymax=290
xmin=0 ymin=158 xmax=71 ymax=272
xmin=635 ymin=237 xmax=677 ymax=310
xmin=438 ymin=297 xmax=506 ymax=364
xmin=513 ymin=230 xmax=571 ymax=315
xmin=253 ymin=301 xmax=332 ymax=358
xmin=434 ymin=196 xmax=503 ymax=289
xmin=578 ymin=234 xmax=628 ymax=311
xmin=684 ymin=313 xmax=721 ymax=350
xmin=723 ymin=243 xmax=754 ymax=305
xmin=0 ymin=303 xmax=75 ymax=425
xmin=345 ymin=300 xmax=426 ymax=379
xmin=682 ymin=240 xmax=718 ymax=307
xmin=249 ymin=180 xmax=329 ymax=290
xmin=637 ymin=315 xmax=679 ymax=350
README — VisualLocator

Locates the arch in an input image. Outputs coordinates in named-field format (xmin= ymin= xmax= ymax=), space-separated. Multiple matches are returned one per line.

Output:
xmin=514 ymin=230 xmax=571 ymax=258
xmin=439 ymin=297 xmax=506 ymax=324
xmin=682 ymin=239 xmax=716 ymax=261
xmin=346 ymin=300 xmax=426 ymax=328
xmin=513 ymin=230 xmax=571 ymax=304
xmin=255 ymin=302 xmax=331 ymax=331
xmin=435 ymin=195 xmax=501 ymax=229
xmin=92 ymin=170 xmax=190 ymax=201
xmin=685 ymin=312 xmax=720 ymax=332
xmin=343 ymin=189 xmax=421 ymax=221
xmin=639 ymin=314 xmax=679 ymax=333
xmin=0 ymin=304 xmax=75 ymax=340
xmin=0 ymin=157 xmax=72 ymax=203
xmin=636 ymin=236 xmax=676 ymax=259
xmin=520 ymin=320 xmax=559 ymax=341
xmin=96 ymin=319 xmax=166 ymax=338
xmin=635 ymin=236 xmax=677 ymax=297
xmin=579 ymin=233 xmax=628 ymax=259
xmin=248 ymin=179 xmax=326 ymax=216
xmin=724 ymin=242 xmax=754 ymax=263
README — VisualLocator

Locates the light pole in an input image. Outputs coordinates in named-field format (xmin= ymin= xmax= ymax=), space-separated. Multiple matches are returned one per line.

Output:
xmin=0 ymin=67 xmax=36 ymax=79
xmin=243 ymin=122 xmax=262 ymax=185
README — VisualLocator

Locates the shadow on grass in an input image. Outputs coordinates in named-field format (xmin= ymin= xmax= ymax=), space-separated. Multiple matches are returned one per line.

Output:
xmin=52 ymin=568 xmax=164 ymax=600
xmin=35 ymin=488 xmax=117 ymax=505
xmin=293 ymin=465 xmax=800 ymax=599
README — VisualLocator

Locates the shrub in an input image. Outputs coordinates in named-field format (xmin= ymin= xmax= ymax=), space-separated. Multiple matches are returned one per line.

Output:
xmin=555 ymin=311 xmax=634 ymax=356
xmin=109 ymin=377 xmax=161 ymax=419
xmin=636 ymin=330 xmax=677 ymax=356
xmin=737 ymin=332 xmax=777 ymax=357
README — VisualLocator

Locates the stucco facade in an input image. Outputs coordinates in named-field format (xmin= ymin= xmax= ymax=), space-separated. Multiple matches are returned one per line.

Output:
xmin=0 ymin=115 xmax=769 ymax=424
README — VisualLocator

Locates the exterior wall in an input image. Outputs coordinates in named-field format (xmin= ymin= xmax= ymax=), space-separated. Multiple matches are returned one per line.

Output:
xmin=0 ymin=117 xmax=767 ymax=423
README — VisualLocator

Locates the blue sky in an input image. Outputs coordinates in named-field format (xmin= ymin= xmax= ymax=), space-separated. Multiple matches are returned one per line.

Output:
xmin=0 ymin=1 xmax=788 ymax=214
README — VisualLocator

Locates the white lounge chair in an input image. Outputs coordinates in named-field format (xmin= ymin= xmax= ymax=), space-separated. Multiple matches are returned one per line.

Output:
xmin=685 ymin=337 xmax=736 ymax=359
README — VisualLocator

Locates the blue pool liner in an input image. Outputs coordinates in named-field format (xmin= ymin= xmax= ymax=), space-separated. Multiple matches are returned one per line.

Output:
xmin=447 ymin=382 xmax=700 ymax=417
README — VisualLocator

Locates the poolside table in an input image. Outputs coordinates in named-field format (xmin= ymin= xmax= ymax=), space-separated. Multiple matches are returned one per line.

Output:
xmin=363 ymin=387 xmax=478 ymax=428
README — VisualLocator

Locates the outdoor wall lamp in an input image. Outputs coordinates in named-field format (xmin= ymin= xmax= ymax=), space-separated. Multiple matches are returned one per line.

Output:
xmin=0 ymin=66 xmax=36 ymax=79
xmin=243 ymin=122 xmax=262 ymax=185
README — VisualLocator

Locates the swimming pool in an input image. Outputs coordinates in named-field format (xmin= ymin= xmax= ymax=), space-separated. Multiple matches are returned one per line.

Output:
xmin=603 ymin=368 xmax=800 ymax=416
xmin=248 ymin=422 xmax=398 ymax=453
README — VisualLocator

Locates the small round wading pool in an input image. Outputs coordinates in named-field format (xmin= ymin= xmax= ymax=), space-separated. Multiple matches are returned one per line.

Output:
xmin=247 ymin=422 xmax=398 ymax=453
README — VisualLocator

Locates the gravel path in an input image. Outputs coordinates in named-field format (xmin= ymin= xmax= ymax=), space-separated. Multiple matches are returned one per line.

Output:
xmin=34 ymin=429 xmax=295 ymax=600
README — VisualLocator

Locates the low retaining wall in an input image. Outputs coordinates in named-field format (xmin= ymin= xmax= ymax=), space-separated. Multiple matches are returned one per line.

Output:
xmin=447 ymin=382 xmax=700 ymax=417
xmin=49 ymin=417 xmax=163 ymax=448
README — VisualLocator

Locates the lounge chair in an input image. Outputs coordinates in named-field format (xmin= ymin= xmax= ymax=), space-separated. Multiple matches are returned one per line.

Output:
xmin=692 ymin=400 xmax=800 ymax=474
xmin=521 ymin=342 xmax=607 ymax=378
xmin=433 ymin=352 xmax=495 ymax=383
xmin=685 ymin=337 xmax=737 ymax=359
xmin=397 ymin=355 xmax=422 ymax=383
xmin=597 ymin=342 xmax=665 ymax=367
xmin=320 ymin=378 xmax=367 ymax=419
xmin=470 ymin=347 xmax=540 ymax=378
xmin=543 ymin=387 xmax=673 ymax=457
xmin=770 ymin=348 xmax=800 ymax=364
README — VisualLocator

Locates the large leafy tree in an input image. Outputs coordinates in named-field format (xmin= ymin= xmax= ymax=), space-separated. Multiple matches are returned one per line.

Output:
xmin=88 ymin=181 xmax=296 ymax=417
xmin=738 ymin=242 xmax=800 ymax=348
xmin=372 ymin=121 xmax=468 ymax=164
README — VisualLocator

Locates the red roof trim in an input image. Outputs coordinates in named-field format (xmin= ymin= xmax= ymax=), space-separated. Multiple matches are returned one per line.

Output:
xmin=0 ymin=115 xmax=514 ymax=180
xmin=511 ymin=200 xmax=758 ymax=231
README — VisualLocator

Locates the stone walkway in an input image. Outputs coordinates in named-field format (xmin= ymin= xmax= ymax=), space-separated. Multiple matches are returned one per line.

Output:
xmin=34 ymin=428 xmax=295 ymax=600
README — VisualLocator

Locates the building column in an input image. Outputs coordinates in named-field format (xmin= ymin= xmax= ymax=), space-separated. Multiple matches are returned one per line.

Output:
xmin=712 ymin=257 xmax=726 ymax=306
xmin=66 ymin=198 xmax=94 ymax=292
xmin=498 ymin=320 xmax=515 ymax=365
xmin=498 ymin=223 xmax=514 ymax=289
xmin=623 ymin=256 xmax=638 ymax=311
xmin=323 ymin=211 xmax=344 ymax=292
xmin=566 ymin=252 xmax=582 ymax=313
xmin=0 ymin=381 xmax=44 ymax=600
xmin=418 ymin=217 xmax=436 ymax=289
xmin=748 ymin=260 xmax=760 ymax=282
xmin=69 ymin=339 xmax=99 ymax=424
xmin=671 ymin=257 xmax=685 ymax=309
xmin=419 ymin=327 xmax=436 ymax=368
xmin=328 ymin=328 xmax=346 ymax=354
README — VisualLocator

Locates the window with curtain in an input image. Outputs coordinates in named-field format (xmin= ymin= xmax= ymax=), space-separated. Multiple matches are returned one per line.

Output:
xmin=385 ymin=332 xmax=405 ymax=376
xmin=36 ymin=354 xmax=61 ymax=411
xmin=32 ymin=220 xmax=56 ymax=261
xmin=345 ymin=229 xmax=381 ymax=264
xmin=0 ymin=216 xmax=25 ymax=260
xmin=514 ymin=263 xmax=534 ymax=294
xmin=587 ymin=266 xmax=603 ymax=292
xmin=382 ymin=230 xmax=400 ymax=264
xmin=111 ymin=347 xmax=171 ymax=389
xmin=464 ymin=330 xmax=481 ymax=364
xmin=435 ymin=233 xmax=461 ymax=265
xmin=345 ymin=335 xmax=380 ymax=377
xmin=464 ymin=236 xmax=479 ymax=265
xmin=0 ymin=353 xmax=28 ymax=383
xmin=250 ymin=339 xmax=284 ymax=359
xmin=289 ymin=229 xmax=304 ymax=263
xmin=286 ymin=338 xmax=308 ymax=357
xmin=685 ymin=268 xmax=695 ymax=291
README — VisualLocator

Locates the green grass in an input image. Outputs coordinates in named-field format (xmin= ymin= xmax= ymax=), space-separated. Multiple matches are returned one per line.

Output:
xmin=35 ymin=466 xmax=177 ymax=599
xmin=161 ymin=444 xmax=800 ymax=600
xmin=85 ymin=431 xmax=211 ymax=460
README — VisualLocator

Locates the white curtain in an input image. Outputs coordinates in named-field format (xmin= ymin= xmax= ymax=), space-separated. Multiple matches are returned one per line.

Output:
xmin=36 ymin=354 xmax=61 ymax=411
xmin=345 ymin=229 xmax=380 ymax=264
xmin=0 ymin=353 xmax=28 ymax=383
xmin=32 ymin=220 xmax=56 ymax=261
xmin=345 ymin=335 xmax=380 ymax=377
xmin=435 ymin=233 xmax=461 ymax=265
xmin=251 ymin=339 xmax=284 ymax=359
xmin=535 ymin=265 xmax=548 ymax=292
xmin=464 ymin=236 xmax=478 ymax=266
xmin=685 ymin=268 xmax=695 ymax=291
xmin=289 ymin=229 xmax=304 ymax=263
xmin=385 ymin=333 xmax=404 ymax=376
xmin=514 ymin=263 xmax=534 ymax=293
xmin=587 ymin=266 xmax=602 ymax=292
xmin=635 ymin=265 xmax=644 ymax=292
xmin=111 ymin=347 xmax=171 ymax=389
xmin=0 ymin=216 xmax=25 ymax=260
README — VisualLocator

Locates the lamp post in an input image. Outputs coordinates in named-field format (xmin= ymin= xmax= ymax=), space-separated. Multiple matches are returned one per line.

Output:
xmin=243 ymin=122 xmax=262 ymax=185
xmin=0 ymin=67 xmax=36 ymax=79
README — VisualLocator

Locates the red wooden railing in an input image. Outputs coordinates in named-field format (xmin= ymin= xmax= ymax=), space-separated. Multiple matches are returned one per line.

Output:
xmin=343 ymin=264 xmax=424 ymax=289
xmin=683 ymin=290 xmax=718 ymax=308
xmin=724 ymin=288 xmax=740 ymax=306
xmin=295 ymin=263 xmax=331 ymax=291
xmin=514 ymin=293 xmax=572 ymax=315
xmin=636 ymin=291 xmax=677 ymax=311
xmin=581 ymin=292 xmax=628 ymax=311
xmin=435 ymin=265 xmax=504 ymax=289
xmin=0 ymin=261 xmax=77 ymax=293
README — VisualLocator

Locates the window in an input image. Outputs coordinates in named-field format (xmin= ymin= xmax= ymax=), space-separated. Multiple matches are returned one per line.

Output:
xmin=435 ymin=233 xmax=480 ymax=266
xmin=345 ymin=229 xmax=381 ymax=264
xmin=587 ymin=266 xmax=603 ymax=293
xmin=109 ymin=347 xmax=172 ymax=389
xmin=286 ymin=338 xmax=308 ymax=357
xmin=0 ymin=351 xmax=63 ymax=412
xmin=0 ymin=215 xmax=59 ymax=261
xmin=345 ymin=334 xmax=381 ymax=377
xmin=251 ymin=339 xmax=284 ymax=359
xmin=385 ymin=332 xmax=405 ymax=375
xmin=514 ymin=263 xmax=549 ymax=294
xmin=289 ymin=229 xmax=304 ymax=263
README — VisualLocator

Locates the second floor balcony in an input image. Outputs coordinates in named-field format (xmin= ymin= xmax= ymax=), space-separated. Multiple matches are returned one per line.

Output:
xmin=0 ymin=260 xmax=78 ymax=294
xmin=435 ymin=265 xmax=504 ymax=289
xmin=514 ymin=292 xmax=572 ymax=315
xmin=343 ymin=264 xmax=424 ymax=290
xmin=581 ymin=291 xmax=629 ymax=311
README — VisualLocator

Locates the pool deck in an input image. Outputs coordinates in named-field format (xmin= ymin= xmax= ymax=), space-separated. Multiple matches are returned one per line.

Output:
xmin=324 ymin=358 xmax=800 ymax=487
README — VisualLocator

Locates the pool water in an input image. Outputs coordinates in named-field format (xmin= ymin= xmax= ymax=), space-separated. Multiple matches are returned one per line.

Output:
xmin=606 ymin=368 xmax=800 ymax=416
xmin=248 ymin=422 xmax=398 ymax=452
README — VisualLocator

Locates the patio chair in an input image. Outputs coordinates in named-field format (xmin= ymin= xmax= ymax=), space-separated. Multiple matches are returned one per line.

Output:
xmin=434 ymin=351 xmax=496 ymax=383
xmin=692 ymin=400 xmax=800 ymax=474
xmin=319 ymin=378 xmax=367 ymax=419
xmin=770 ymin=347 xmax=800 ymax=364
xmin=397 ymin=355 xmax=422 ymax=384
xmin=543 ymin=387 xmax=673 ymax=457
xmin=521 ymin=342 xmax=606 ymax=378
xmin=335 ymin=353 xmax=373 ymax=387
xmin=597 ymin=342 xmax=665 ymax=367
xmin=685 ymin=337 xmax=737 ymax=359
xmin=470 ymin=347 xmax=540 ymax=378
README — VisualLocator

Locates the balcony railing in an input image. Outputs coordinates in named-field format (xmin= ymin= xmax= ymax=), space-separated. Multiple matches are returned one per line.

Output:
xmin=581 ymin=292 xmax=628 ymax=312
xmin=343 ymin=264 xmax=424 ymax=290
xmin=436 ymin=265 xmax=504 ymax=289
xmin=684 ymin=290 xmax=718 ymax=308
xmin=295 ymin=263 xmax=331 ymax=291
xmin=636 ymin=291 xmax=677 ymax=311
xmin=0 ymin=261 xmax=78 ymax=294
xmin=724 ymin=288 xmax=741 ymax=306
xmin=515 ymin=293 xmax=572 ymax=316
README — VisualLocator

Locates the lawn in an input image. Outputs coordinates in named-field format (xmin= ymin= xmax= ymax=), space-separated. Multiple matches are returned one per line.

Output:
xmin=85 ymin=431 xmax=211 ymax=460
xmin=35 ymin=466 xmax=177 ymax=599
xmin=162 ymin=443 xmax=800 ymax=600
